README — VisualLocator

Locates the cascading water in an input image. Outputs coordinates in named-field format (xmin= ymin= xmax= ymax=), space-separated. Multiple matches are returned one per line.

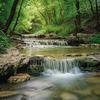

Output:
xmin=42 ymin=57 xmax=80 ymax=74
xmin=29 ymin=56 xmax=80 ymax=74
xmin=22 ymin=38 xmax=68 ymax=48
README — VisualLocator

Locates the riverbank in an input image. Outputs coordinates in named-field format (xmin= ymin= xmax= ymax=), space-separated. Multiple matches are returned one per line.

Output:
xmin=0 ymin=45 xmax=100 ymax=83
xmin=0 ymin=47 xmax=44 ymax=83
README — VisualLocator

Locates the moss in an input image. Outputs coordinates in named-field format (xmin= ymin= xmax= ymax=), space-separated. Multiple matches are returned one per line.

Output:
xmin=28 ymin=65 xmax=44 ymax=76
xmin=78 ymin=58 xmax=100 ymax=72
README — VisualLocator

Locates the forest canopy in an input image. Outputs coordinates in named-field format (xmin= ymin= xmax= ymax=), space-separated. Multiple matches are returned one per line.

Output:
xmin=0 ymin=0 xmax=100 ymax=35
xmin=0 ymin=0 xmax=100 ymax=50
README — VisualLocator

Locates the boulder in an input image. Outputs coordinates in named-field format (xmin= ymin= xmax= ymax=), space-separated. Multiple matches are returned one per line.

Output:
xmin=8 ymin=73 xmax=31 ymax=83
xmin=0 ymin=91 xmax=17 ymax=98
xmin=67 ymin=38 xmax=85 ymax=46
xmin=78 ymin=57 xmax=100 ymax=72
xmin=29 ymin=65 xmax=44 ymax=76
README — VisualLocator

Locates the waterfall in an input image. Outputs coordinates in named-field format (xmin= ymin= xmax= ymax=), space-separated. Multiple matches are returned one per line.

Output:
xmin=42 ymin=58 xmax=80 ymax=74
xmin=22 ymin=38 xmax=68 ymax=48
xmin=28 ymin=56 xmax=80 ymax=74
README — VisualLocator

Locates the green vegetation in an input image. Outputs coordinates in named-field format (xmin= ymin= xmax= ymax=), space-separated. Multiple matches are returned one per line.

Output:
xmin=88 ymin=34 xmax=100 ymax=44
xmin=0 ymin=0 xmax=100 ymax=52
xmin=0 ymin=30 xmax=11 ymax=52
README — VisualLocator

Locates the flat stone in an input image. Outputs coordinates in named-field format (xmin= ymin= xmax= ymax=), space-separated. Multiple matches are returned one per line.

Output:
xmin=60 ymin=92 xmax=78 ymax=100
xmin=0 ymin=91 xmax=17 ymax=97
xmin=8 ymin=73 xmax=31 ymax=83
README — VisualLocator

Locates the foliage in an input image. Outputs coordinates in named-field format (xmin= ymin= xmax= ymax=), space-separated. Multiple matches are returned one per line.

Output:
xmin=0 ymin=30 xmax=11 ymax=52
xmin=0 ymin=0 xmax=100 ymax=36
xmin=0 ymin=0 xmax=13 ymax=28
xmin=88 ymin=34 xmax=100 ymax=44
xmin=14 ymin=0 xmax=100 ymax=36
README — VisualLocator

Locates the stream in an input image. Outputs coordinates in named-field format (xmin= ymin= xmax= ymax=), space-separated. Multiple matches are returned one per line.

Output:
xmin=0 ymin=41 xmax=100 ymax=100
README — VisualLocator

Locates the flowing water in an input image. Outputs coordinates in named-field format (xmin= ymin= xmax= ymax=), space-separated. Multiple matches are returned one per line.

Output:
xmin=23 ymin=38 xmax=68 ymax=48
xmin=42 ymin=58 xmax=80 ymax=73
xmin=0 ymin=39 xmax=100 ymax=100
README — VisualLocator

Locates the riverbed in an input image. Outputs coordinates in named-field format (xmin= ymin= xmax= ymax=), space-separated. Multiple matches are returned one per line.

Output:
xmin=0 ymin=46 xmax=100 ymax=100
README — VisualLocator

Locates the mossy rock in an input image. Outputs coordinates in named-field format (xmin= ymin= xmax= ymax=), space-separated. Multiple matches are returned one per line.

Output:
xmin=0 ymin=91 xmax=17 ymax=98
xmin=78 ymin=58 xmax=100 ymax=72
xmin=29 ymin=65 xmax=44 ymax=76
xmin=67 ymin=37 xmax=85 ymax=46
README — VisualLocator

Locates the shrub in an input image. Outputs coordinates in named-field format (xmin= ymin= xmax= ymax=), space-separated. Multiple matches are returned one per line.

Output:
xmin=88 ymin=34 xmax=100 ymax=44
xmin=0 ymin=30 xmax=11 ymax=53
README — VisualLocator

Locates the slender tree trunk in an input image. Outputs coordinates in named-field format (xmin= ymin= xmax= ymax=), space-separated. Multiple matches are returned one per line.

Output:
xmin=11 ymin=0 xmax=24 ymax=33
xmin=88 ymin=0 xmax=95 ymax=14
xmin=95 ymin=0 xmax=99 ymax=29
xmin=2 ymin=0 xmax=19 ymax=34
xmin=75 ymin=0 xmax=81 ymax=35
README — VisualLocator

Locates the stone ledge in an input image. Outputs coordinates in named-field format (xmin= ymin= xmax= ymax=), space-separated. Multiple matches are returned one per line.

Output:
xmin=8 ymin=73 xmax=31 ymax=83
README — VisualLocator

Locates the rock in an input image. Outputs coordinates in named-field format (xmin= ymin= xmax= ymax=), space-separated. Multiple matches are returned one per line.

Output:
xmin=8 ymin=73 xmax=31 ymax=83
xmin=18 ymin=57 xmax=30 ymax=68
xmin=0 ymin=91 xmax=17 ymax=97
xmin=67 ymin=38 xmax=85 ymax=46
xmin=92 ymin=72 xmax=100 ymax=77
xmin=60 ymin=92 xmax=78 ymax=100
xmin=7 ymin=47 xmax=20 ymax=56
xmin=65 ymin=53 xmax=88 ymax=57
xmin=29 ymin=65 xmax=44 ymax=76
xmin=78 ymin=57 xmax=100 ymax=72
xmin=29 ymin=56 xmax=44 ymax=65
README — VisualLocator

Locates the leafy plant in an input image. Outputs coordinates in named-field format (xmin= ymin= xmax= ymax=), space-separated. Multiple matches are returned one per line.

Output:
xmin=0 ymin=30 xmax=11 ymax=52
xmin=88 ymin=34 xmax=100 ymax=44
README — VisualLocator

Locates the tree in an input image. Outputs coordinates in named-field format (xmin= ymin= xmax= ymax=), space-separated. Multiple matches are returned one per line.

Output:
xmin=95 ymin=0 xmax=99 ymax=30
xmin=75 ymin=0 xmax=81 ymax=35
xmin=11 ymin=0 xmax=24 ymax=33
xmin=88 ymin=0 xmax=95 ymax=14
xmin=2 ymin=0 xmax=19 ymax=34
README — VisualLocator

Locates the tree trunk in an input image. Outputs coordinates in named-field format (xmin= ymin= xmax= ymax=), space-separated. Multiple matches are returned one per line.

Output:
xmin=95 ymin=0 xmax=99 ymax=30
xmin=2 ymin=0 xmax=19 ymax=34
xmin=88 ymin=0 xmax=95 ymax=14
xmin=75 ymin=0 xmax=81 ymax=35
xmin=11 ymin=0 xmax=24 ymax=34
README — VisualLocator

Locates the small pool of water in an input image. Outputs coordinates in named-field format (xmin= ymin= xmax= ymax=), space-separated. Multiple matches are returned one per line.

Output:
xmin=0 ymin=72 xmax=100 ymax=100
xmin=21 ymin=46 xmax=100 ymax=58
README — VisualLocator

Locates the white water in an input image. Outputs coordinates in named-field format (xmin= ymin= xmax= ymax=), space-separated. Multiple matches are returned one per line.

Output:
xmin=22 ymin=38 xmax=68 ymax=48
xmin=42 ymin=58 xmax=80 ymax=74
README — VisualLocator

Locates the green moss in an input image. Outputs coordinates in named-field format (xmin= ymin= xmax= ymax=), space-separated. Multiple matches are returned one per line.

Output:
xmin=78 ymin=58 xmax=100 ymax=72
xmin=29 ymin=65 xmax=44 ymax=76
xmin=88 ymin=34 xmax=100 ymax=44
